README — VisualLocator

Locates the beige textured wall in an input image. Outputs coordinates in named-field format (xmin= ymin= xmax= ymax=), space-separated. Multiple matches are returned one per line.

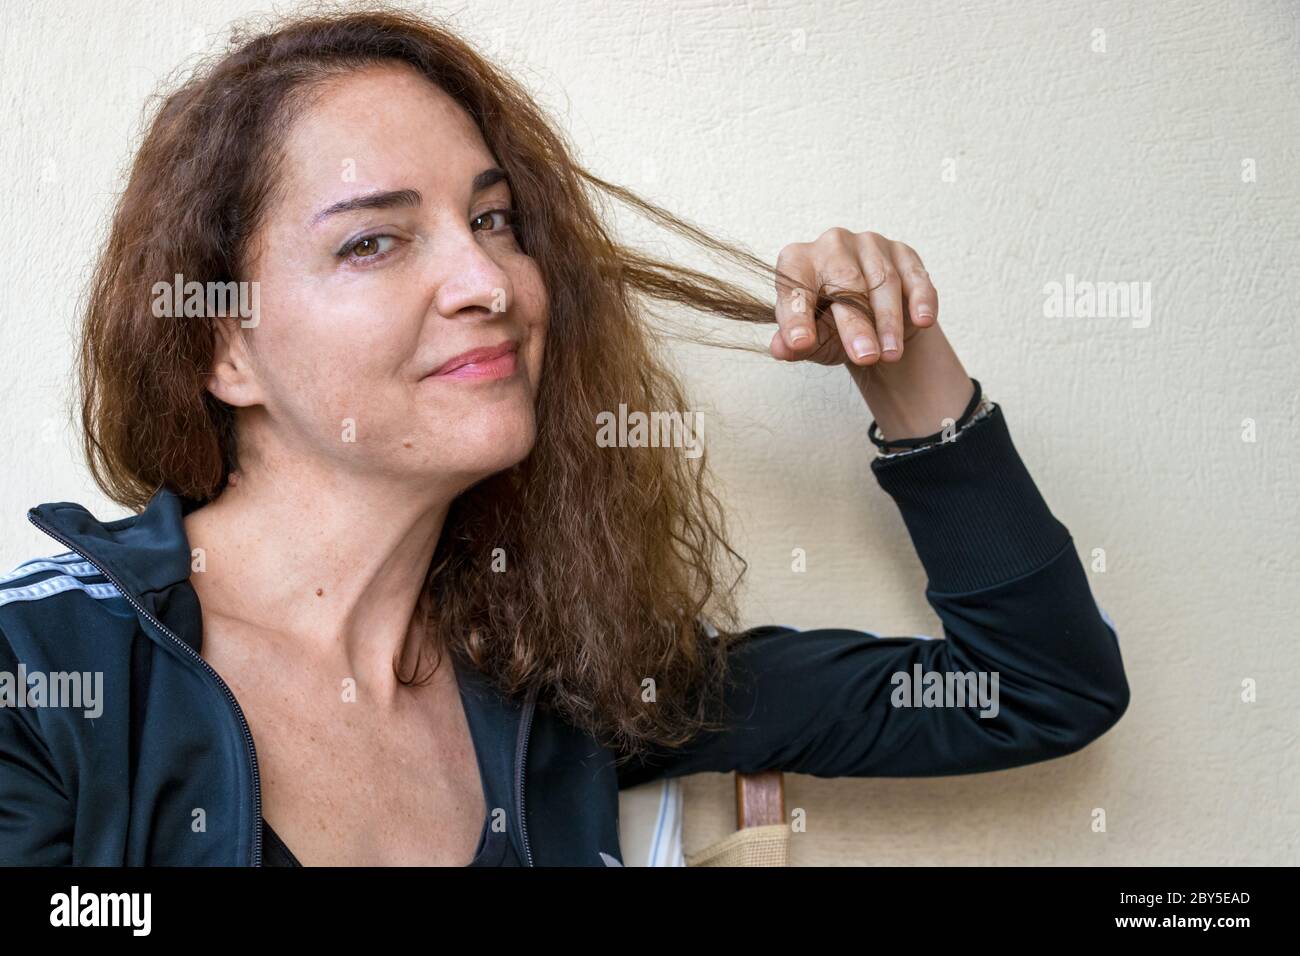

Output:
xmin=1 ymin=0 xmax=1296 ymax=864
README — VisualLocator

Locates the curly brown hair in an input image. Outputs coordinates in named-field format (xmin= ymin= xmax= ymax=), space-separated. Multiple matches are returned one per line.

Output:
xmin=77 ymin=2 xmax=869 ymax=763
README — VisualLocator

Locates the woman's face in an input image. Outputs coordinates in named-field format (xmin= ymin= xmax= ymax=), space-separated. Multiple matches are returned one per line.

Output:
xmin=220 ymin=62 xmax=548 ymax=493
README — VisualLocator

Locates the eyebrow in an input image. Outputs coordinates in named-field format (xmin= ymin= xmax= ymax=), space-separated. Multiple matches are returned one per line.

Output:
xmin=309 ymin=167 xmax=510 ymax=226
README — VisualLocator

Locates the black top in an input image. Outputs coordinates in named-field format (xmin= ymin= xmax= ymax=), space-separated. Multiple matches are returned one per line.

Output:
xmin=261 ymin=817 xmax=301 ymax=866
xmin=260 ymin=811 xmax=517 ymax=866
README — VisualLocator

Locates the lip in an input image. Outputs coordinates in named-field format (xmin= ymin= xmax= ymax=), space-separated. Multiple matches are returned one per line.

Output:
xmin=425 ymin=340 xmax=519 ymax=381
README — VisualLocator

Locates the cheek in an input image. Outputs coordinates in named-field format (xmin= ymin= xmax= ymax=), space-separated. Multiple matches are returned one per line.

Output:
xmin=512 ymin=265 xmax=550 ymax=382
xmin=250 ymin=280 xmax=413 ymax=427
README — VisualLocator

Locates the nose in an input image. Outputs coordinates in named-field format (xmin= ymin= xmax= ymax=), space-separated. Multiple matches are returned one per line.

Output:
xmin=427 ymin=224 xmax=515 ymax=322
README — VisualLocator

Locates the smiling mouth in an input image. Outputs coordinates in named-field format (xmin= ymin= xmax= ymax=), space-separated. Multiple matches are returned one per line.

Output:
xmin=425 ymin=342 xmax=519 ymax=382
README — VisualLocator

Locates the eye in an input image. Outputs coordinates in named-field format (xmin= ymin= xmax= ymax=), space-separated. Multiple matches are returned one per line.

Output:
xmin=471 ymin=208 xmax=521 ymax=234
xmin=340 ymin=232 xmax=390 ymax=260
xmin=337 ymin=233 xmax=397 ymax=263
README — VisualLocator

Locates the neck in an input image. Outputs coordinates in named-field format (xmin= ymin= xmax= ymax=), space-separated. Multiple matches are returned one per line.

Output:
xmin=183 ymin=443 xmax=459 ymax=701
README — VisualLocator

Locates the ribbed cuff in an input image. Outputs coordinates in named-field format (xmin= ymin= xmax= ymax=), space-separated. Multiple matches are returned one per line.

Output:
xmin=869 ymin=402 xmax=1072 ymax=594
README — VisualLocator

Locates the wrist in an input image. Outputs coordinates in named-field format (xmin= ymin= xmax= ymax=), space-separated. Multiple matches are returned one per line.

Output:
xmin=871 ymin=383 xmax=990 ymax=456
xmin=848 ymin=325 xmax=973 ymax=441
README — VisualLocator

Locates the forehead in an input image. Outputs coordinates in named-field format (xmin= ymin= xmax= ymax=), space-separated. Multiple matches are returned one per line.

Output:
xmin=274 ymin=62 xmax=498 ymax=215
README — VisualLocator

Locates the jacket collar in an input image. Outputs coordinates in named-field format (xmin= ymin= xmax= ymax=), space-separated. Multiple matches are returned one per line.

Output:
xmin=27 ymin=487 xmax=203 ymax=646
xmin=28 ymin=486 xmax=198 ymax=597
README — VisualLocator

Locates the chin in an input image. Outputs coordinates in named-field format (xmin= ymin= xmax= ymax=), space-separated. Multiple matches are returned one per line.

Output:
xmin=442 ymin=414 xmax=537 ymax=480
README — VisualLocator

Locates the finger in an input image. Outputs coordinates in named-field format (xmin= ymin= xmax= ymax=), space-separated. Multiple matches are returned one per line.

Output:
xmin=892 ymin=242 xmax=938 ymax=328
xmin=769 ymin=328 xmax=799 ymax=360
xmin=830 ymin=300 xmax=880 ymax=365
xmin=771 ymin=310 xmax=840 ymax=363
xmin=802 ymin=235 xmax=881 ymax=365
xmin=773 ymin=244 xmax=820 ymax=354
xmin=856 ymin=234 xmax=905 ymax=361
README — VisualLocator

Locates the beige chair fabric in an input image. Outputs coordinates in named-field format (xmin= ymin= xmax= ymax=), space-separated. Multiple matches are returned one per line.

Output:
xmin=685 ymin=823 xmax=790 ymax=867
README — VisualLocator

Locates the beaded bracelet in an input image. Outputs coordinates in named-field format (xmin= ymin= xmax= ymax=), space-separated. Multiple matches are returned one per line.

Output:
xmin=868 ymin=377 xmax=990 ymax=458
xmin=873 ymin=395 xmax=995 ymax=459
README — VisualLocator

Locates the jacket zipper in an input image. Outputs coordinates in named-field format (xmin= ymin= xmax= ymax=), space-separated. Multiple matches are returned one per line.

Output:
xmin=515 ymin=683 xmax=538 ymax=866
xmin=26 ymin=512 xmax=264 ymax=866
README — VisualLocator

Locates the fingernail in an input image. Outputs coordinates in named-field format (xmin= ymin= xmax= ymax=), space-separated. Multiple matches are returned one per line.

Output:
xmin=789 ymin=327 xmax=811 ymax=346
xmin=851 ymin=335 xmax=877 ymax=359
xmin=881 ymin=333 xmax=899 ymax=353
xmin=916 ymin=307 xmax=934 ymax=322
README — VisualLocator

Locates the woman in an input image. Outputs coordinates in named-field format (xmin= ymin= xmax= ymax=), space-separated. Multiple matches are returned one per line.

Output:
xmin=0 ymin=8 xmax=1128 ymax=866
